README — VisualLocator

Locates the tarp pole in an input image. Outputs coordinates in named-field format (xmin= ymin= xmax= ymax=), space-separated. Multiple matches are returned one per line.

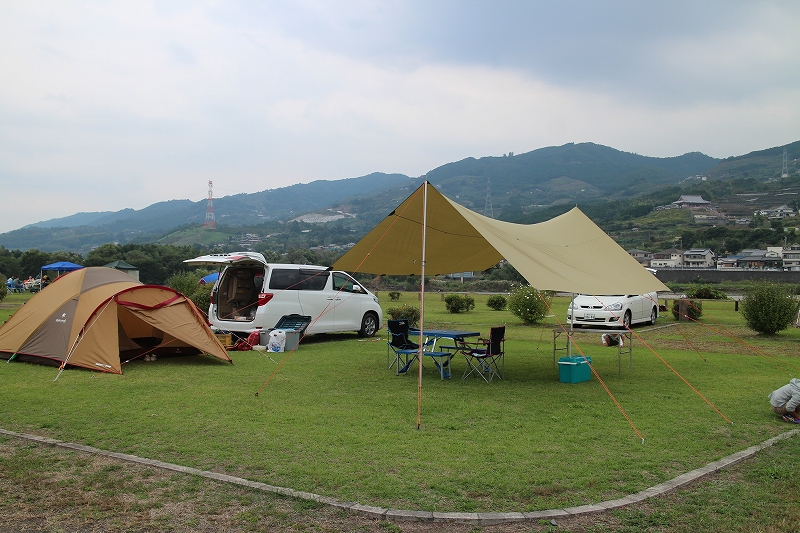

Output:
xmin=417 ymin=180 xmax=428 ymax=430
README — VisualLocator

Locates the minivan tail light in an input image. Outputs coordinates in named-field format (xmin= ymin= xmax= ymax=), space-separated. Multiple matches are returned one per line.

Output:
xmin=258 ymin=293 xmax=274 ymax=306
xmin=211 ymin=291 xmax=217 ymax=305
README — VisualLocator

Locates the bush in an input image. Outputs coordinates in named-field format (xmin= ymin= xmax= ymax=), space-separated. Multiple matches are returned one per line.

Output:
xmin=190 ymin=283 xmax=213 ymax=316
xmin=469 ymin=279 xmax=514 ymax=292
xmin=507 ymin=286 xmax=550 ymax=324
xmin=385 ymin=305 xmax=420 ymax=327
xmin=486 ymin=294 xmax=507 ymax=311
xmin=388 ymin=291 xmax=401 ymax=301
xmin=671 ymin=299 xmax=703 ymax=321
xmin=444 ymin=294 xmax=475 ymax=314
xmin=0 ymin=280 xmax=6 ymax=303
xmin=741 ymin=282 xmax=799 ymax=335
xmin=685 ymin=284 xmax=727 ymax=300
xmin=166 ymin=271 xmax=202 ymax=296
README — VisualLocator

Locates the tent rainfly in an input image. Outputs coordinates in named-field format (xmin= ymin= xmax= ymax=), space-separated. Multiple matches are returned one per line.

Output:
xmin=0 ymin=267 xmax=231 ymax=374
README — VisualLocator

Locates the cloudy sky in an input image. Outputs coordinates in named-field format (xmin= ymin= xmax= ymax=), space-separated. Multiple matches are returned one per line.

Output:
xmin=1 ymin=1 xmax=799 ymax=234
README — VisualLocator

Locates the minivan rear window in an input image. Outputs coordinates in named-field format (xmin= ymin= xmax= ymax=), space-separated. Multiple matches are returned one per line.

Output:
xmin=269 ymin=268 xmax=329 ymax=291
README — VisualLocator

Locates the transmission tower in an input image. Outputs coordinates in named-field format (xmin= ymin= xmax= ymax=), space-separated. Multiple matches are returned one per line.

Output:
xmin=484 ymin=178 xmax=494 ymax=218
xmin=203 ymin=180 xmax=217 ymax=229
xmin=782 ymin=147 xmax=789 ymax=178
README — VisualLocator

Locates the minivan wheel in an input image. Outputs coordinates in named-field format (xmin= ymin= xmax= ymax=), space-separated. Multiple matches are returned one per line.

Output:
xmin=359 ymin=312 xmax=378 ymax=338
xmin=649 ymin=307 xmax=658 ymax=325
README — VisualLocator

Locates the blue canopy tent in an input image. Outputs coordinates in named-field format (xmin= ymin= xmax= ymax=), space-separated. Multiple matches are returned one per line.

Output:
xmin=41 ymin=261 xmax=84 ymax=275
xmin=40 ymin=262 xmax=84 ymax=284
xmin=199 ymin=272 xmax=219 ymax=285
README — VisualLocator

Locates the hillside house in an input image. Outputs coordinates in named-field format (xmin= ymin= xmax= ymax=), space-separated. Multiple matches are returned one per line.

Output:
xmin=650 ymin=248 xmax=683 ymax=268
xmin=716 ymin=256 xmax=742 ymax=270
xmin=683 ymin=248 xmax=715 ymax=268
xmin=627 ymin=249 xmax=652 ymax=266
xmin=737 ymin=249 xmax=782 ymax=269
xmin=754 ymin=205 xmax=796 ymax=219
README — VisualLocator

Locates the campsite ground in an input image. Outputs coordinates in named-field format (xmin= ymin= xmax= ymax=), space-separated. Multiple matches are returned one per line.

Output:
xmin=1 ymin=434 xmax=798 ymax=532
xmin=2 ymin=291 xmax=800 ymax=531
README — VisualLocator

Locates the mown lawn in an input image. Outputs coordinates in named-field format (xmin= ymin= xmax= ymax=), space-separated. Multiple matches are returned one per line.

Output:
xmin=0 ymin=290 xmax=798 ymax=514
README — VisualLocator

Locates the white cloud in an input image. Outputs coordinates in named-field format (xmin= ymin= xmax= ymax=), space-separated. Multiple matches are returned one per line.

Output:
xmin=0 ymin=1 xmax=799 ymax=235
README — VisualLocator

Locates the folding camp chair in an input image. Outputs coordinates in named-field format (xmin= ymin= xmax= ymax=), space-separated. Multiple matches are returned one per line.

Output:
xmin=386 ymin=319 xmax=421 ymax=375
xmin=460 ymin=326 xmax=505 ymax=382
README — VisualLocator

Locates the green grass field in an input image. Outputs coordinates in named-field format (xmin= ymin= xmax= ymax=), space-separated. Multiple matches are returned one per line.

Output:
xmin=1 ymin=291 xmax=799 ymax=516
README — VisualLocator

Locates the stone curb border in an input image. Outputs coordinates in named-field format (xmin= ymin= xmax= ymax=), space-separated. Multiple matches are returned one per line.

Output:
xmin=1 ymin=427 xmax=798 ymax=525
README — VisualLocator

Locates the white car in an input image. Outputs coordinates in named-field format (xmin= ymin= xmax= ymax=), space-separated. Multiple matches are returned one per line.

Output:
xmin=567 ymin=293 xmax=659 ymax=329
xmin=184 ymin=252 xmax=383 ymax=338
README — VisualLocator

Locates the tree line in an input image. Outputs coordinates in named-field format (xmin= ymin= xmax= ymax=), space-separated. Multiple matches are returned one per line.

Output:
xmin=0 ymin=244 xmax=201 ymax=285
xmin=0 ymin=243 xmax=353 ymax=285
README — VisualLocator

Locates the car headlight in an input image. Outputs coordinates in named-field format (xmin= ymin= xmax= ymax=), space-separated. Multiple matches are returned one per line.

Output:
xmin=604 ymin=302 xmax=623 ymax=311
xmin=373 ymin=295 xmax=380 ymax=304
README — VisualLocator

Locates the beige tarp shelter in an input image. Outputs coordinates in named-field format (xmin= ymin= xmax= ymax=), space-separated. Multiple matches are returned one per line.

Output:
xmin=0 ymin=267 xmax=232 ymax=374
xmin=334 ymin=182 xmax=668 ymax=295
xmin=333 ymin=182 xmax=667 ymax=428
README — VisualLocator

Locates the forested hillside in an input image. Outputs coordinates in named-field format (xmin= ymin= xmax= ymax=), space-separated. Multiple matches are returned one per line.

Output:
xmin=1 ymin=141 xmax=798 ymax=256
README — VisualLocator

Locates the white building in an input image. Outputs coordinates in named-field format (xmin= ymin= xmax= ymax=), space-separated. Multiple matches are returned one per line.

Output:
xmin=782 ymin=244 xmax=800 ymax=271
xmin=650 ymin=248 xmax=683 ymax=268
xmin=683 ymin=248 xmax=715 ymax=268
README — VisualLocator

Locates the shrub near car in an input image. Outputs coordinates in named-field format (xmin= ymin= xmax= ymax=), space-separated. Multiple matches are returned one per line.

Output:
xmin=184 ymin=252 xmax=383 ymax=338
xmin=567 ymin=293 xmax=659 ymax=328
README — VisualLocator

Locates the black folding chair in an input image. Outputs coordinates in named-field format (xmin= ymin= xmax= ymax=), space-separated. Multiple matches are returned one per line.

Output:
xmin=460 ymin=326 xmax=505 ymax=382
xmin=386 ymin=319 xmax=420 ymax=375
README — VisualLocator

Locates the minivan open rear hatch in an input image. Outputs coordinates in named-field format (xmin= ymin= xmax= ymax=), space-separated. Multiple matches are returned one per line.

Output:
xmin=184 ymin=253 xmax=266 ymax=268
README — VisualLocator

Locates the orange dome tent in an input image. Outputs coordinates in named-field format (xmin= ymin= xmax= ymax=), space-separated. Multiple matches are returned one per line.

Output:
xmin=0 ymin=267 xmax=231 ymax=374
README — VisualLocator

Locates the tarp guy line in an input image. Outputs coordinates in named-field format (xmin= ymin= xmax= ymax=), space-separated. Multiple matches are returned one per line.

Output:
xmin=584 ymin=295 xmax=733 ymax=425
xmin=672 ymin=323 xmax=708 ymax=362
xmin=256 ymin=282 xmax=386 ymax=395
xmin=543 ymin=293 xmax=644 ymax=442
xmin=255 ymin=186 xmax=426 ymax=397
xmin=679 ymin=299 xmax=799 ymax=378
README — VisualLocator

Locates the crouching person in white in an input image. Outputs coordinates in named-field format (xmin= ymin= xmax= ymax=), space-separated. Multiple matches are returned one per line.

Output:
xmin=769 ymin=378 xmax=800 ymax=423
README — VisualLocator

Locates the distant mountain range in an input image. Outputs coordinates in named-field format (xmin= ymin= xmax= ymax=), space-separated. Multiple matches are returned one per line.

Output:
xmin=25 ymin=172 xmax=412 ymax=232
xmin=2 ymin=141 xmax=798 ymax=253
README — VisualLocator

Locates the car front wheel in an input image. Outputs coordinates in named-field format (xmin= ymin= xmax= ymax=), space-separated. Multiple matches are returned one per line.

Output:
xmin=359 ymin=312 xmax=379 ymax=338
xmin=622 ymin=311 xmax=632 ymax=329
xmin=649 ymin=307 xmax=658 ymax=325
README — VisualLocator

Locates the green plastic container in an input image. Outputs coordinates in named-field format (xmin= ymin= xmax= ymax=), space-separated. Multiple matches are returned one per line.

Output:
xmin=558 ymin=356 xmax=592 ymax=383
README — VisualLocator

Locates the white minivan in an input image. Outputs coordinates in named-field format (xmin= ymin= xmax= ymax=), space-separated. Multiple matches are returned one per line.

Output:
xmin=184 ymin=252 xmax=383 ymax=337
